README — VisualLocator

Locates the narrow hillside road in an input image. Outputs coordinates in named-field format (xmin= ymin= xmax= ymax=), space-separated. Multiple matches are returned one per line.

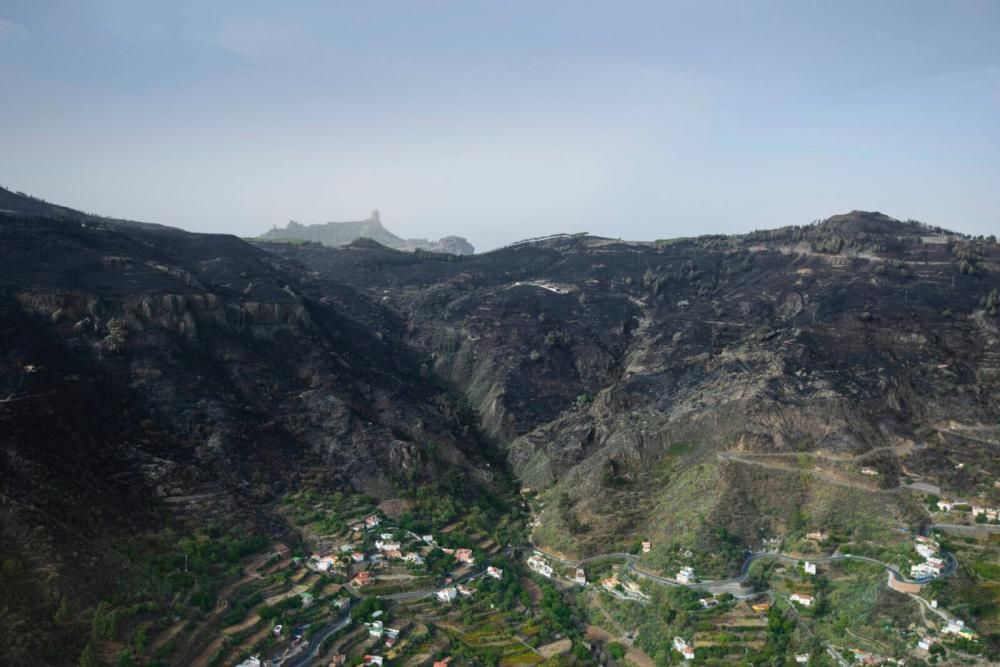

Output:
xmin=284 ymin=614 xmax=350 ymax=667
xmin=526 ymin=544 xmax=957 ymax=597
xmin=716 ymin=452 xmax=890 ymax=494
xmin=377 ymin=570 xmax=484 ymax=601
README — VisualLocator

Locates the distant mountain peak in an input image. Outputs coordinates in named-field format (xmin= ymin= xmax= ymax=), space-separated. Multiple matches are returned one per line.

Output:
xmin=259 ymin=211 xmax=475 ymax=255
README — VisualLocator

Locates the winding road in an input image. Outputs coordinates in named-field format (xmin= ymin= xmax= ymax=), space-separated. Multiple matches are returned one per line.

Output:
xmin=524 ymin=542 xmax=957 ymax=599
xmin=284 ymin=614 xmax=350 ymax=667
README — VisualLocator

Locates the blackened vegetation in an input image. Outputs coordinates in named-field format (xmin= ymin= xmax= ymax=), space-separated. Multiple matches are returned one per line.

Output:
xmin=2 ymin=187 xmax=1000 ymax=662
xmin=0 ymin=189 xmax=509 ymax=665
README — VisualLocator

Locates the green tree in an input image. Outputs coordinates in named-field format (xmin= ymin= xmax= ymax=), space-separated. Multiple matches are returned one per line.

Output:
xmin=53 ymin=596 xmax=70 ymax=623
xmin=79 ymin=643 xmax=98 ymax=667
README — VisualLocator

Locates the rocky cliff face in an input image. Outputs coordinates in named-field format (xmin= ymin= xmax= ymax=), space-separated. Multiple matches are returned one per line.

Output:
xmin=259 ymin=209 xmax=475 ymax=255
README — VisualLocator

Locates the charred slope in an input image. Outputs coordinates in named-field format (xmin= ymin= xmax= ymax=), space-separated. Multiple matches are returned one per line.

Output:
xmin=0 ymin=209 xmax=504 ymax=664
xmin=270 ymin=215 xmax=1000 ymax=557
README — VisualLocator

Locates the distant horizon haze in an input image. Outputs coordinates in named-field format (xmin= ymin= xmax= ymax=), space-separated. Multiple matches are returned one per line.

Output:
xmin=0 ymin=1 xmax=997 ymax=249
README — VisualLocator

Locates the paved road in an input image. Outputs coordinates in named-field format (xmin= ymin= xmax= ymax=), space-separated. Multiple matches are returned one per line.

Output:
xmin=283 ymin=615 xmax=350 ymax=667
xmin=377 ymin=569 xmax=484 ymax=601
xmin=932 ymin=522 xmax=1000 ymax=535
xmin=527 ymin=542 xmax=957 ymax=596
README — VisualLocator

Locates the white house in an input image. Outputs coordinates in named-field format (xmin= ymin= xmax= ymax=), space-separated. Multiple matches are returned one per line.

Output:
xmin=316 ymin=556 xmax=338 ymax=572
xmin=487 ymin=566 xmax=503 ymax=579
xmin=574 ymin=568 xmax=586 ymax=585
xmin=942 ymin=619 xmax=967 ymax=634
xmin=789 ymin=592 xmax=814 ymax=607
xmin=937 ymin=500 xmax=953 ymax=512
xmin=365 ymin=515 xmax=381 ymax=529
xmin=641 ymin=541 xmax=651 ymax=553
xmin=527 ymin=555 xmax=553 ymax=578
xmin=911 ymin=562 xmax=941 ymax=578
xmin=795 ymin=654 xmax=810 ymax=664
xmin=673 ymin=637 xmax=695 ymax=661
xmin=404 ymin=552 xmax=425 ymax=565
xmin=699 ymin=597 xmax=719 ymax=608
xmin=236 ymin=658 xmax=262 ymax=667
xmin=436 ymin=587 xmax=458 ymax=603
xmin=368 ymin=620 xmax=384 ymax=638
xmin=804 ymin=562 xmax=816 ymax=575
xmin=375 ymin=540 xmax=401 ymax=552
xmin=676 ymin=566 xmax=695 ymax=584
xmin=421 ymin=534 xmax=435 ymax=544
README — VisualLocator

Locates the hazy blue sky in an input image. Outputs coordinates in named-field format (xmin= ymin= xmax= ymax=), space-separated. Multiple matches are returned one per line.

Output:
xmin=1 ymin=1 xmax=997 ymax=249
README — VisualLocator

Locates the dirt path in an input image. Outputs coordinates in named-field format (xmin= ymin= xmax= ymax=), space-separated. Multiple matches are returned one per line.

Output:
xmin=148 ymin=617 xmax=186 ymax=654
xmin=717 ymin=452 xmax=887 ymax=493
xmin=625 ymin=646 xmax=656 ymax=667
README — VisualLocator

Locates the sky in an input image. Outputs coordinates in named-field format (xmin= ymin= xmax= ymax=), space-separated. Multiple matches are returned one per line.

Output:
xmin=0 ymin=1 xmax=998 ymax=250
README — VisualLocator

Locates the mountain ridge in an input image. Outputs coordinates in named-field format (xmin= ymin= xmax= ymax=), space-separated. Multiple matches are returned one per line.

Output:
xmin=2 ymin=187 xmax=999 ymax=662
xmin=259 ymin=209 xmax=476 ymax=255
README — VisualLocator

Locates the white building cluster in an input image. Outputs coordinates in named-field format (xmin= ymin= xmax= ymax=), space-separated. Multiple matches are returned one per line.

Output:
xmin=910 ymin=536 xmax=945 ymax=579
xmin=527 ymin=553 xmax=553 ymax=578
